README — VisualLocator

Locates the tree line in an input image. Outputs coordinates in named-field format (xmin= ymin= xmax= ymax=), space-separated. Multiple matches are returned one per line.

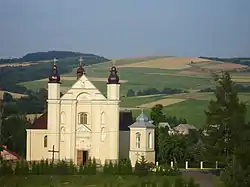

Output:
xmin=0 ymin=51 xmax=109 ymax=64
xmin=199 ymin=83 xmax=250 ymax=93
xmin=126 ymin=87 xmax=187 ymax=97
xmin=199 ymin=56 xmax=250 ymax=66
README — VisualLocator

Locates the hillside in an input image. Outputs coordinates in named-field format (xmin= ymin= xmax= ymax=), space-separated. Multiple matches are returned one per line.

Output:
xmin=0 ymin=51 xmax=109 ymax=93
xmin=2 ymin=54 xmax=250 ymax=127
xmin=0 ymin=51 xmax=108 ymax=65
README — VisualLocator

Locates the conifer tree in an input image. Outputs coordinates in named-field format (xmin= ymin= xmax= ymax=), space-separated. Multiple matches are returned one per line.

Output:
xmin=203 ymin=71 xmax=247 ymax=163
xmin=14 ymin=161 xmax=21 ymax=175
xmin=103 ymin=160 xmax=109 ymax=174
xmin=91 ymin=157 xmax=97 ymax=174
xmin=125 ymin=159 xmax=132 ymax=174
xmin=108 ymin=161 xmax=113 ymax=175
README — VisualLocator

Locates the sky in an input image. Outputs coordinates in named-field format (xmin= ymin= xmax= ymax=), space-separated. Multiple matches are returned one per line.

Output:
xmin=0 ymin=0 xmax=250 ymax=58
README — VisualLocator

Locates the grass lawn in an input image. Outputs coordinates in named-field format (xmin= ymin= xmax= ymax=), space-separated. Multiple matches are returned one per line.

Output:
xmin=0 ymin=175 xmax=177 ymax=187
xmin=213 ymin=176 xmax=226 ymax=187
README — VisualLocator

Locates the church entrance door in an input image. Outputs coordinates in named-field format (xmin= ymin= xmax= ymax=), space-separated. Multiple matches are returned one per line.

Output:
xmin=76 ymin=150 xmax=88 ymax=165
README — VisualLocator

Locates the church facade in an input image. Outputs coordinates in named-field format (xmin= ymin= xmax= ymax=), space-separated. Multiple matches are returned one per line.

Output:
xmin=26 ymin=58 xmax=155 ymax=166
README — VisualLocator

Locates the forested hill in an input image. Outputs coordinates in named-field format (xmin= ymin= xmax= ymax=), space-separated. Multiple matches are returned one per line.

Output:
xmin=0 ymin=51 xmax=109 ymax=93
xmin=199 ymin=56 xmax=250 ymax=66
xmin=0 ymin=51 xmax=108 ymax=64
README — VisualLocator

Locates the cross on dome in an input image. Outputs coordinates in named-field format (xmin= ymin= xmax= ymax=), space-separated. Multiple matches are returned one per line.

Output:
xmin=79 ymin=57 xmax=84 ymax=65
xmin=53 ymin=58 xmax=58 ymax=65
xmin=48 ymin=58 xmax=60 ymax=83
xmin=76 ymin=57 xmax=85 ymax=79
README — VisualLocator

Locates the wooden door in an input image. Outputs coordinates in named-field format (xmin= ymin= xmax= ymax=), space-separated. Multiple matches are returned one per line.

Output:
xmin=76 ymin=150 xmax=83 ymax=165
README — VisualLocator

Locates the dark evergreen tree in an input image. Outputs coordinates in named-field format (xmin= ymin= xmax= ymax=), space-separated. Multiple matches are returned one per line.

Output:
xmin=203 ymin=71 xmax=247 ymax=163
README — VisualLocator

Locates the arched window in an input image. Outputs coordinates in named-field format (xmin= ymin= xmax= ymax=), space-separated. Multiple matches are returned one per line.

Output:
xmin=78 ymin=112 xmax=88 ymax=124
xmin=61 ymin=127 xmax=65 ymax=142
xmin=148 ymin=133 xmax=153 ymax=148
xmin=101 ymin=112 xmax=105 ymax=125
xmin=44 ymin=135 xmax=47 ymax=148
xmin=101 ymin=127 xmax=106 ymax=142
xmin=61 ymin=112 xmax=66 ymax=124
xmin=136 ymin=132 xmax=141 ymax=148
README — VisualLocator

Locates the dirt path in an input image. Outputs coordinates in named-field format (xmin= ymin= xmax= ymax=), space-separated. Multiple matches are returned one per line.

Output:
xmin=181 ymin=171 xmax=215 ymax=187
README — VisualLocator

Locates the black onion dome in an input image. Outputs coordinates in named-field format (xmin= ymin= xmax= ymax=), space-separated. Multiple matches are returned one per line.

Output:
xmin=107 ymin=66 xmax=119 ymax=84
xmin=76 ymin=57 xmax=85 ymax=79
xmin=48 ymin=60 xmax=61 ymax=83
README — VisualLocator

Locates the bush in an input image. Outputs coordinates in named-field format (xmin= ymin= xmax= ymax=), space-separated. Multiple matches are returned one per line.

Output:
xmin=0 ymin=160 xmax=13 ymax=176
xmin=134 ymin=156 xmax=149 ymax=176
xmin=82 ymin=157 xmax=96 ymax=175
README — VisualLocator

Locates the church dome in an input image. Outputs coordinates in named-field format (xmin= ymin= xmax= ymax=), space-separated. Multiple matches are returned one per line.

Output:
xmin=76 ymin=57 xmax=85 ymax=79
xmin=136 ymin=111 xmax=149 ymax=122
xmin=107 ymin=66 xmax=119 ymax=84
xmin=48 ymin=59 xmax=60 ymax=83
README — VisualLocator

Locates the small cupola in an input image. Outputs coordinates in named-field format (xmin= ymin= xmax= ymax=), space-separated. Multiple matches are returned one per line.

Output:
xmin=107 ymin=62 xmax=119 ymax=84
xmin=48 ymin=58 xmax=61 ymax=83
xmin=129 ymin=109 xmax=155 ymax=128
xmin=76 ymin=57 xmax=85 ymax=79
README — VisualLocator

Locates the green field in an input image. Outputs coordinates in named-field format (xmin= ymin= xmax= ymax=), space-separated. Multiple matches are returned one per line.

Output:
xmin=130 ymin=97 xmax=250 ymax=128
xmin=20 ymin=67 xmax=211 ymax=96
xmin=120 ymin=95 xmax=166 ymax=108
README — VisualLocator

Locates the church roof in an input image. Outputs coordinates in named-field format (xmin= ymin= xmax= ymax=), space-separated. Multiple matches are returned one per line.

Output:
xmin=129 ymin=111 xmax=155 ymax=129
xmin=27 ymin=113 xmax=47 ymax=129
xmin=0 ymin=144 xmax=20 ymax=160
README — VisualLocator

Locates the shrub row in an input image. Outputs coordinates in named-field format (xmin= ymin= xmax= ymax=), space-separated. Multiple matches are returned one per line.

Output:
xmin=0 ymin=157 xmax=97 ymax=176
xmin=0 ymin=156 xmax=180 ymax=177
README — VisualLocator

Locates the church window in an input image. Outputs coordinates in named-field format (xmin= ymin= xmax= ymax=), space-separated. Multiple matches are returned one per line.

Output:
xmin=101 ymin=127 xmax=106 ymax=142
xmin=101 ymin=112 xmax=105 ymax=125
xmin=61 ymin=127 xmax=65 ymax=142
xmin=78 ymin=112 xmax=88 ymax=124
xmin=61 ymin=112 xmax=66 ymax=124
xmin=148 ymin=133 xmax=153 ymax=148
xmin=44 ymin=135 xmax=47 ymax=148
xmin=136 ymin=132 xmax=141 ymax=148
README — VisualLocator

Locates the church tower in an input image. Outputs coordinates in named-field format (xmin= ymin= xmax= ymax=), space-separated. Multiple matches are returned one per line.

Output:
xmin=129 ymin=110 xmax=156 ymax=167
xmin=107 ymin=63 xmax=120 ymax=162
xmin=107 ymin=62 xmax=120 ymax=100
xmin=47 ymin=58 xmax=61 ymax=161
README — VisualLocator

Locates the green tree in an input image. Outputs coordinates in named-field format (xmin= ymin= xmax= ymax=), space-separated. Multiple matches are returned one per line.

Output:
xmin=150 ymin=104 xmax=165 ymax=162
xmin=150 ymin=104 xmax=165 ymax=127
xmin=3 ymin=92 xmax=13 ymax=103
xmin=203 ymin=71 xmax=246 ymax=163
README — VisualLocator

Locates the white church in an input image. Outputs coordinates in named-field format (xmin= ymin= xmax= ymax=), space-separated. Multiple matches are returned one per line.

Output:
xmin=26 ymin=58 xmax=155 ymax=167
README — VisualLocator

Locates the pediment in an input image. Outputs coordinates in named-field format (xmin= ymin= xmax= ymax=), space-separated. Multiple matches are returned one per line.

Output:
xmin=77 ymin=124 xmax=91 ymax=133
xmin=72 ymin=75 xmax=96 ymax=89
xmin=76 ymin=125 xmax=91 ymax=138
xmin=61 ymin=74 xmax=106 ymax=100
